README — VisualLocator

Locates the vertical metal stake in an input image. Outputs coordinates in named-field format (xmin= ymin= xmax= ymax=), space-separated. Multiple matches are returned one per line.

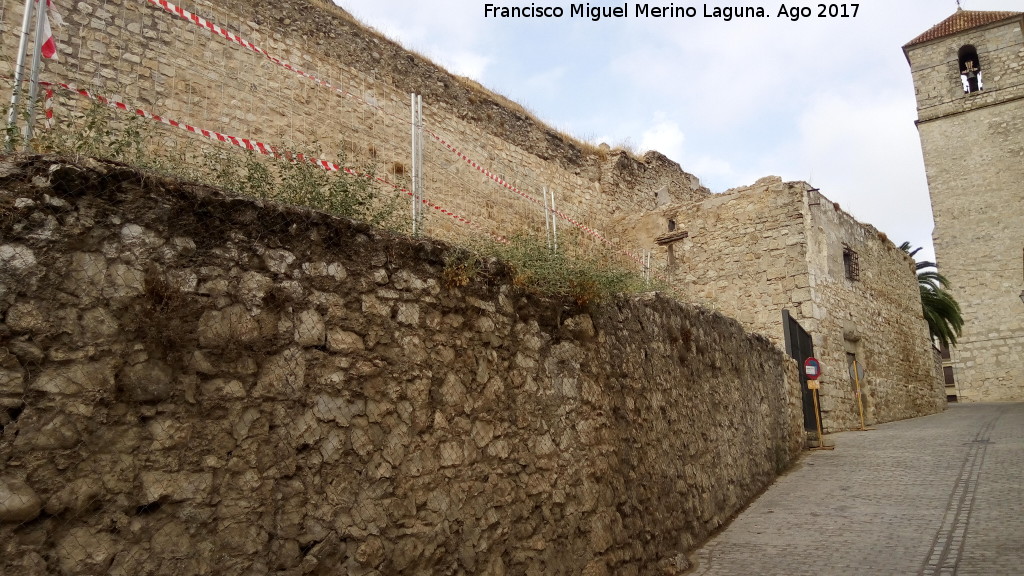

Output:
xmin=24 ymin=0 xmax=48 ymax=145
xmin=543 ymin=186 xmax=551 ymax=250
xmin=410 ymin=93 xmax=417 ymax=235
xmin=415 ymin=95 xmax=424 ymax=236
xmin=5 ymin=0 xmax=37 ymax=151
xmin=553 ymin=196 xmax=560 ymax=252
xmin=410 ymin=93 xmax=424 ymax=236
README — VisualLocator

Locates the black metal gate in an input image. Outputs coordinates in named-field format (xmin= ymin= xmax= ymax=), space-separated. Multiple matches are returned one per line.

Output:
xmin=782 ymin=310 xmax=820 ymax=431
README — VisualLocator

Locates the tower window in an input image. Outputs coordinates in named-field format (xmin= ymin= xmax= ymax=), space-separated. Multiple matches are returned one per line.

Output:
xmin=843 ymin=245 xmax=860 ymax=282
xmin=958 ymin=45 xmax=983 ymax=93
xmin=667 ymin=219 xmax=676 ymax=232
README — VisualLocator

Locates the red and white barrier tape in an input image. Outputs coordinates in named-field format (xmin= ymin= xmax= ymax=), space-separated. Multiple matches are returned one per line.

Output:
xmin=144 ymin=0 xmax=392 ymax=119
xmin=427 ymin=130 xmax=643 ymax=265
xmin=142 ymin=0 xmax=637 ymax=262
xmin=43 ymin=89 xmax=54 ymax=129
xmin=40 ymin=81 xmax=504 ymax=243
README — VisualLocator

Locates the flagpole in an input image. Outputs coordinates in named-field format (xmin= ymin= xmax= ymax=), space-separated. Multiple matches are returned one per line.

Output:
xmin=5 ymin=0 xmax=36 ymax=152
xmin=24 ymin=0 xmax=49 ymax=145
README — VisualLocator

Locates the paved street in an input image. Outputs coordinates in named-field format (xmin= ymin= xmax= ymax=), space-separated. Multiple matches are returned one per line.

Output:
xmin=687 ymin=403 xmax=1024 ymax=576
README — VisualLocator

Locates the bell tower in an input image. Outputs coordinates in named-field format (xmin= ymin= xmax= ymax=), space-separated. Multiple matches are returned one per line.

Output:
xmin=903 ymin=9 xmax=1024 ymax=402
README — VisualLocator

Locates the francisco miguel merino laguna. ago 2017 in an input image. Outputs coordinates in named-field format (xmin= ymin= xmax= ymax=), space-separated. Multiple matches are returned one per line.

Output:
xmin=483 ymin=3 xmax=861 ymax=21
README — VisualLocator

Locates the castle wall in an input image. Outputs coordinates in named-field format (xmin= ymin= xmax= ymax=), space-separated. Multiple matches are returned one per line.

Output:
xmin=0 ymin=155 xmax=804 ymax=575
xmin=906 ymin=16 xmax=1024 ymax=402
xmin=1 ymin=0 xmax=708 ymax=250
xmin=624 ymin=177 xmax=812 ymax=350
xmin=618 ymin=178 xmax=944 ymax=432
xmin=803 ymin=190 xmax=946 ymax=430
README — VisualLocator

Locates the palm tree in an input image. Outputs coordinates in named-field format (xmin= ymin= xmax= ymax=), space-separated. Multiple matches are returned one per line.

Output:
xmin=900 ymin=242 xmax=963 ymax=349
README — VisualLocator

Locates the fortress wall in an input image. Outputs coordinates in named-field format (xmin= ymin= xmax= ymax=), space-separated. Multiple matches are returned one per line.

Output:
xmin=2 ymin=0 xmax=709 ymax=249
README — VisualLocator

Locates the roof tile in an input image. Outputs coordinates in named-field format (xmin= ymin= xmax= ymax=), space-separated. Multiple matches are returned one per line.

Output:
xmin=904 ymin=10 xmax=1023 ymax=48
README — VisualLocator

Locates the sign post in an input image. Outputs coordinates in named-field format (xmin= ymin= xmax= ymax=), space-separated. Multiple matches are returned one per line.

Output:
xmin=804 ymin=357 xmax=832 ymax=450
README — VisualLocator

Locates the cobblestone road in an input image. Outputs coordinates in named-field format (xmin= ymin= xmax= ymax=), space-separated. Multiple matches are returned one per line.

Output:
xmin=686 ymin=403 xmax=1024 ymax=576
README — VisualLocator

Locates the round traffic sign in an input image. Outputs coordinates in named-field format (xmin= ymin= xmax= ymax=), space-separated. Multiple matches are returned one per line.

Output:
xmin=804 ymin=357 xmax=821 ymax=380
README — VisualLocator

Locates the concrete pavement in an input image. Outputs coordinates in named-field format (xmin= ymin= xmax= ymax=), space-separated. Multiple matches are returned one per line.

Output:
xmin=686 ymin=403 xmax=1024 ymax=576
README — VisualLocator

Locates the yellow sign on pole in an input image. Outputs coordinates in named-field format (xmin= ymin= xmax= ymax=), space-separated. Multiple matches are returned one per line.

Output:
xmin=807 ymin=380 xmax=820 ymax=390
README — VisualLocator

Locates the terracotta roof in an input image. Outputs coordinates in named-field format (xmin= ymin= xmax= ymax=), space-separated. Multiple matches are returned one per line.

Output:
xmin=904 ymin=10 xmax=1023 ymax=48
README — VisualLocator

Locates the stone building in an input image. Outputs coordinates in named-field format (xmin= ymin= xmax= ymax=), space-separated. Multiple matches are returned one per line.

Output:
xmin=618 ymin=177 xmax=945 ymax=433
xmin=903 ymin=9 xmax=1024 ymax=402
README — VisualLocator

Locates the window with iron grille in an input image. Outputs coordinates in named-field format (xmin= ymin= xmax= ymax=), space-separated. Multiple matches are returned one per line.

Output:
xmin=843 ymin=245 xmax=860 ymax=281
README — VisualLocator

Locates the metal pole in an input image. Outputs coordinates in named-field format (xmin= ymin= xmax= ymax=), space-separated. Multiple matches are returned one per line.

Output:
xmin=415 ymin=94 xmax=424 ymax=236
xmin=24 ymin=0 xmax=48 ymax=145
xmin=543 ymin=186 xmax=551 ymax=250
xmin=5 ymin=0 xmax=37 ymax=151
xmin=410 ymin=93 xmax=417 ymax=235
xmin=552 ymin=192 xmax=559 ymax=251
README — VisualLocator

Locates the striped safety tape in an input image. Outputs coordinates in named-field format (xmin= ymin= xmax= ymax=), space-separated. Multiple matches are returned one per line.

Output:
xmin=427 ymin=129 xmax=643 ymax=265
xmin=143 ymin=0 xmax=630 ymax=260
xmin=39 ymin=80 xmax=504 ymax=243
xmin=144 ymin=0 xmax=393 ymax=120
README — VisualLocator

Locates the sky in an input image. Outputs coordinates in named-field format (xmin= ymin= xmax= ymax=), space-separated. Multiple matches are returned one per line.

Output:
xmin=333 ymin=1 xmax=1023 ymax=263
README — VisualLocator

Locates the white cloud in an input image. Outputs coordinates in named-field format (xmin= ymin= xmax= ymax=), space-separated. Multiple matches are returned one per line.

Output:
xmin=640 ymin=120 xmax=685 ymax=161
xmin=790 ymin=91 xmax=935 ymax=260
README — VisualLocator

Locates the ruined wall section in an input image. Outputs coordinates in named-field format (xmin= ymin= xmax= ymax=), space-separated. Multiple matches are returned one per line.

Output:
xmin=621 ymin=177 xmax=812 ymax=351
xmin=1 ymin=0 xmax=709 ymax=246
xmin=803 ymin=190 xmax=945 ymax=431
xmin=617 ymin=178 xmax=945 ymax=432
xmin=0 ymin=156 xmax=803 ymax=576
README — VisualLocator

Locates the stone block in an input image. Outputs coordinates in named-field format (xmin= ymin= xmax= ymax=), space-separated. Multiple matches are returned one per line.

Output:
xmin=327 ymin=329 xmax=364 ymax=352
xmin=0 ymin=477 xmax=42 ymax=523
xmin=118 ymin=360 xmax=175 ymax=403
xmin=0 ymin=244 xmax=37 ymax=276
xmin=56 ymin=528 xmax=118 ymax=575
xmin=294 ymin=309 xmax=326 ymax=347
xmin=197 ymin=305 xmax=259 ymax=348
xmin=253 ymin=348 xmax=306 ymax=397
xmin=104 ymin=263 xmax=146 ymax=298
xmin=31 ymin=361 xmax=115 ymax=395
xmin=139 ymin=471 xmax=213 ymax=504
xmin=5 ymin=301 xmax=46 ymax=334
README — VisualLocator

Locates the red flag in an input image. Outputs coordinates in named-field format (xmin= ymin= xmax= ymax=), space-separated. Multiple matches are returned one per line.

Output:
xmin=40 ymin=0 xmax=63 ymax=60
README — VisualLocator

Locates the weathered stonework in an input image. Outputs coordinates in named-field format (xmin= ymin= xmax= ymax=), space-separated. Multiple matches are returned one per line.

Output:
xmin=619 ymin=177 xmax=945 ymax=433
xmin=0 ymin=0 xmax=709 ymax=248
xmin=0 ymin=155 xmax=804 ymax=575
xmin=904 ymin=11 xmax=1024 ymax=401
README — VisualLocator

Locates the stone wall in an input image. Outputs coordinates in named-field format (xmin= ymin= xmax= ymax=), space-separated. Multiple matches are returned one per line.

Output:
xmin=802 ymin=189 xmax=946 ymax=429
xmin=617 ymin=177 xmax=944 ymax=433
xmin=1 ymin=0 xmax=709 ymax=248
xmin=905 ymin=16 xmax=1024 ymax=402
xmin=0 ymin=155 xmax=804 ymax=575
xmin=619 ymin=177 xmax=811 ymax=351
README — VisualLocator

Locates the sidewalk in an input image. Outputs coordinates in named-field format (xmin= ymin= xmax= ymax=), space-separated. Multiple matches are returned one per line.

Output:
xmin=687 ymin=403 xmax=1024 ymax=576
